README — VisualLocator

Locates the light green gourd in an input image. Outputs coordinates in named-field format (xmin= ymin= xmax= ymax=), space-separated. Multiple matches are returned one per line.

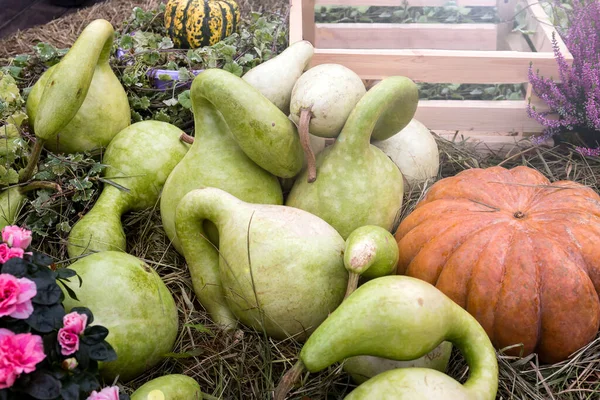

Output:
xmin=25 ymin=19 xmax=130 ymax=158
xmin=159 ymin=89 xmax=283 ymax=255
xmin=130 ymin=374 xmax=202 ymax=400
xmin=67 ymin=121 xmax=189 ymax=258
xmin=285 ymin=76 xmax=419 ymax=239
xmin=174 ymin=187 xmax=348 ymax=336
xmin=341 ymin=225 xmax=452 ymax=385
xmin=274 ymin=276 xmax=499 ymax=400
xmin=0 ymin=187 xmax=25 ymax=230
xmin=188 ymin=68 xmax=304 ymax=178
xmin=60 ymin=251 xmax=179 ymax=383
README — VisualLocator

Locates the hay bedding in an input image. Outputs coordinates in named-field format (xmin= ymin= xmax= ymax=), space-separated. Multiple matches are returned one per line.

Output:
xmin=2 ymin=0 xmax=600 ymax=399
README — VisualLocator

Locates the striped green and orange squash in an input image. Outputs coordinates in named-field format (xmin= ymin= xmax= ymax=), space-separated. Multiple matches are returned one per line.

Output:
xmin=164 ymin=0 xmax=241 ymax=49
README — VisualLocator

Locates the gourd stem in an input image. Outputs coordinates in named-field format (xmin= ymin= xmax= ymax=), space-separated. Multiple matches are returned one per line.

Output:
xmin=273 ymin=360 xmax=306 ymax=400
xmin=180 ymin=132 xmax=195 ymax=144
xmin=343 ymin=272 xmax=360 ymax=300
xmin=18 ymin=138 xmax=45 ymax=183
xmin=299 ymin=108 xmax=317 ymax=183
xmin=20 ymin=181 xmax=62 ymax=194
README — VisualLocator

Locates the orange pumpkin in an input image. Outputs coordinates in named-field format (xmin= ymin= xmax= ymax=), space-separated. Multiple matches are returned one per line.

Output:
xmin=394 ymin=165 xmax=600 ymax=363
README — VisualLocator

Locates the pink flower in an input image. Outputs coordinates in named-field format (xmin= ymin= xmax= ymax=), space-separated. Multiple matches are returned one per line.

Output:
xmin=86 ymin=385 xmax=120 ymax=400
xmin=0 ymin=328 xmax=46 ymax=386
xmin=62 ymin=311 xmax=88 ymax=335
xmin=0 ymin=273 xmax=36 ymax=319
xmin=57 ymin=329 xmax=79 ymax=356
xmin=1 ymin=226 xmax=32 ymax=250
xmin=0 ymin=364 xmax=18 ymax=390
xmin=0 ymin=244 xmax=25 ymax=263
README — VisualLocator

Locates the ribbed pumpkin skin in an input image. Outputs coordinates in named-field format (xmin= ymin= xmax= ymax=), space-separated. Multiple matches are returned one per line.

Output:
xmin=164 ymin=0 xmax=240 ymax=49
xmin=394 ymin=165 xmax=600 ymax=364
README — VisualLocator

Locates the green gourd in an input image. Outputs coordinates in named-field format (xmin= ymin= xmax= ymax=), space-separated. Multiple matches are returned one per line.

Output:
xmin=61 ymin=251 xmax=179 ymax=383
xmin=285 ymin=76 xmax=418 ymax=239
xmin=341 ymin=225 xmax=452 ymax=385
xmin=67 ymin=121 xmax=189 ymax=258
xmin=159 ymin=86 xmax=283 ymax=255
xmin=188 ymin=68 xmax=304 ymax=178
xmin=24 ymin=19 xmax=130 ymax=181
xmin=274 ymin=275 xmax=499 ymax=400
xmin=130 ymin=374 xmax=202 ymax=400
xmin=174 ymin=187 xmax=348 ymax=336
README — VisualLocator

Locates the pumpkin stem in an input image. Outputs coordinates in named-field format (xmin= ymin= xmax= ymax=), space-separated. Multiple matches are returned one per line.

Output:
xmin=180 ymin=132 xmax=195 ymax=144
xmin=513 ymin=211 xmax=525 ymax=219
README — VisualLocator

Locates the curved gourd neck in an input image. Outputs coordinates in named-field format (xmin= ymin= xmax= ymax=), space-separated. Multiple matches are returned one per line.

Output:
xmin=94 ymin=185 xmax=130 ymax=216
xmin=189 ymin=95 xmax=232 ymax=145
xmin=176 ymin=188 xmax=240 ymax=230
xmin=448 ymin=305 xmax=499 ymax=400
xmin=34 ymin=19 xmax=115 ymax=141
xmin=335 ymin=77 xmax=415 ymax=156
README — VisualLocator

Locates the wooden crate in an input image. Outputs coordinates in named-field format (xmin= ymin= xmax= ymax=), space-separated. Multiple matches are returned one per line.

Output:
xmin=289 ymin=0 xmax=574 ymax=153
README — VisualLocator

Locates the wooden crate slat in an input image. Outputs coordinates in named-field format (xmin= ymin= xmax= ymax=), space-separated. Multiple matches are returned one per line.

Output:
xmin=315 ymin=0 xmax=497 ymax=7
xmin=316 ymin=23 xmax=498 ymax=51
xmin=310 ymin=48 xmax=563 ymax=83
xmin=415 ymin=100 xmax=546 ymax=132
xmin=523 ymin=0 xmax=571 ymax=57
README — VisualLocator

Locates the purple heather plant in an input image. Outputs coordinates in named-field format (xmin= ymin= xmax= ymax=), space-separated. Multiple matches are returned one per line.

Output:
xmin=527 ymin=0 xmax=600 ymax=156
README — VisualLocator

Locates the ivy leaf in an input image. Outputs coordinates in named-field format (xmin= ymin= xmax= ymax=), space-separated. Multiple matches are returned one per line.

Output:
xmin=177 ymin=90 xmax=192 ymax=109
xmin=163 ymin=97 xmax=179 ymax=107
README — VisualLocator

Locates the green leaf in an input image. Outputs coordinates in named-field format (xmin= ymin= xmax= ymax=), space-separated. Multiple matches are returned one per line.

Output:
xmin=178 ymin=90 xmax=192 ymax=109
xmin=223 ymin=62 xmax=243 ymax=77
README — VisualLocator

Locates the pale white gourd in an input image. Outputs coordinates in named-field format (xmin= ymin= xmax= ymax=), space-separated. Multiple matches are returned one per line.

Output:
xmin=241 ymin=40 xmax=314 ymax=115
xmin=372 ymin=118 xmax=440 ymax=188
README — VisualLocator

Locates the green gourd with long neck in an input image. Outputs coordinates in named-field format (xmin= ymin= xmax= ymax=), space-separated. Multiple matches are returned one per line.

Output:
xmin=67 ymin=121 xmax=189 ymax=258
xmin=25 ymin=19 xmax=130 ymax=161
xmin=159 ymin=94 xmax=284 ymax=255
xmin=285 ymin=77 xmax=419 ymax=239
xmin=274 ymin=275 xmax=499 ymax=400
xmin=174 ymin=187 xmax=348 ymax=335
xmin=341 ymin=225 xmax=452 ymax=385
xmin=188 ymin=68 xmax=304 ymax=178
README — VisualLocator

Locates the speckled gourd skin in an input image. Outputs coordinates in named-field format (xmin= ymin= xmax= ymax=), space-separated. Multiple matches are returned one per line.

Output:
xmin=61 ymin=251 xmax=179 ymax=383
xmin=0 ymin=187 xmax=26 ymax=231
xmin=189 ymin=68 xmax=304 ymax=178
xmin=286 ymin=77 xmax=418 ymax=239
xmin=174 ymin=187 xmax=348 ymax=338
xmin=67 ymin=121 xmax=190 ymax=258
xmin=130 ymin=374 xmax=202 ymax=400
xmin=298 ymin=275 xmax=499 ymax=400
xmin=159 ymin=96 xmax=283 ymax=255
xmin=26 ymin=19 xmax=130 ymax=154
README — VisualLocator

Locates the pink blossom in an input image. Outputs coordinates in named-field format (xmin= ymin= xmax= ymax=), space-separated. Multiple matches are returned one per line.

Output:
xmin=61 ymin=357 xmax=78 ymax=371
xmin=0 ymin=243 xmax=25 ymax=263
xmin=0 ymin=364 xmax=18 ymax=390
xmin=86 ymin=385 xmax=120 ymax=400
xmin=0 ymin=273 xmax=36 ymax=319
xmin=1 ymin=226 xmax=32 ymax=250
xmin=58 ymin=329 xmax=79 ymax=356
xmin=0 ymin=328 xmax=46 ymax=386
xmin=62 ymin=311 xmax=88 ymax=335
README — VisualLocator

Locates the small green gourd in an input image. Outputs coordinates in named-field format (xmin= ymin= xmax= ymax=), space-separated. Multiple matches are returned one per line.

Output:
xmin=0 ymin=182 xmax=61 ymax=230
xmin=274 ymin=276 xmax=499 ymax=400
xmin=67 ymin=121 xmax=189 ymax=258
xmin=23 ymin=19 xmax=130 ymax=181
xmin=130 ymin=374 xmax=202 ymax=400
xmin=341 ymin=225 xmax=452 ymax=385
xmin=285 ymin=76 xmax=419 ymax=239
xmin=174 ymin=187 xmax=348 ymax=335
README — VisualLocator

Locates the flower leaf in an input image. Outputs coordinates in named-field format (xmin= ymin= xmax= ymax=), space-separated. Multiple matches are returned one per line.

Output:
xmin=82 ymin=325 xmax=109 ymax=345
